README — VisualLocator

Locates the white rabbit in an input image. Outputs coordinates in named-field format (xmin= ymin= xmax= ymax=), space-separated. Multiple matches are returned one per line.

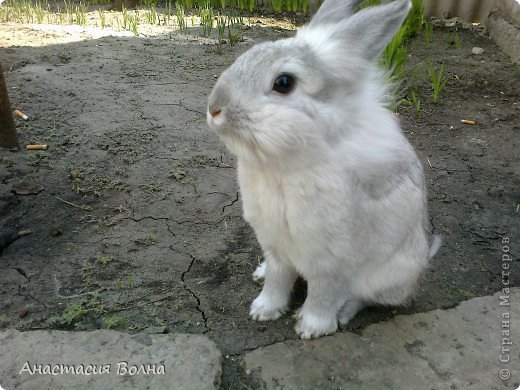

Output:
xmin=207 ymin=0 xmax=440 ymax=339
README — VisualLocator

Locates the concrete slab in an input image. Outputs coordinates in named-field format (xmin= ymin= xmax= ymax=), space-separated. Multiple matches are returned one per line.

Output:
xmin=488 ymin=0 xmax=520 ymax=63
xmin=0 ymin=330 xmax=222 ymax=390
xmin=244 ymin=288 xmax=520 ymax=389
xmin=488 ymin=11 xmax=520 ymax=64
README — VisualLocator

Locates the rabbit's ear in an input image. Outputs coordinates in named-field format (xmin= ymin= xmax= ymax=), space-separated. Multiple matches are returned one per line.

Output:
xmin=340 ymin=0 xmax=411 ymax=60
xmin=301 ymin=0 xmax=411 ymax=63
xmin=308 ymin=0 xmax=364 ymax=27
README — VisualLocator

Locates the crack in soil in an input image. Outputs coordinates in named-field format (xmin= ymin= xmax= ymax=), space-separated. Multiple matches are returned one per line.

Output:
xmin=180 ymin=252 xmax=210 ymax=334
xmin=13 ymin=267 xmax=29 ymax=281
xmin=0 ymin=231 xmax=20 ymax=256
xmin=222 ymin=191 xmax=239 ymax=213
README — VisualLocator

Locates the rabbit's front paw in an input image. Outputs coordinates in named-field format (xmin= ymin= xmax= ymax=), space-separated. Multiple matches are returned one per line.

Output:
xmin=252 ymin=262 xmax=266 ymax=284
xmin=250 ymin=293 xmax=287 ymax=321
xmin=294 ymin=311 xmax=338 ymax=339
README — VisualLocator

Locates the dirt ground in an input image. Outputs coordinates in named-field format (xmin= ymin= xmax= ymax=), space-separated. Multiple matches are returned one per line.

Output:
xmin=0 ymin=11 xmax=519 ymax=388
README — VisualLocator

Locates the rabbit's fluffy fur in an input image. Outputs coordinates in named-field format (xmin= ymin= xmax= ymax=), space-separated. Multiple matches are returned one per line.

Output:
xmin=207 ymin=0 xmax=439 ymax=339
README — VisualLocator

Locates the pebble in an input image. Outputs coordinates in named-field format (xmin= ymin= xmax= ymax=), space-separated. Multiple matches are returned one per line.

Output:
xmin=472 ymin=47 xmax=485 ymax=55
xmin=18 ymin=229 xmax=32 ymax=237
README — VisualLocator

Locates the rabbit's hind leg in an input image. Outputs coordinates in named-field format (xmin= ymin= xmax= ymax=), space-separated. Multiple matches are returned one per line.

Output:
xmin=338 ymin=299 xmax=365 ymax=326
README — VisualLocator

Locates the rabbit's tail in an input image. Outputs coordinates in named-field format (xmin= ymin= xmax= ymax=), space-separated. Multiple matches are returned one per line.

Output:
xmin=428 ymin=235 xmax=442 ymax=259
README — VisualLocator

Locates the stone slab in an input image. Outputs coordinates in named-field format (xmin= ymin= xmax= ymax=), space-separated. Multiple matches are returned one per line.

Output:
xmin=488 ymin=4 xmax=520 ymax=64
xmin=244 ymin=288 xmax=519 ymax=389
xmin=0 ymin=330 xmax=222 ymax=390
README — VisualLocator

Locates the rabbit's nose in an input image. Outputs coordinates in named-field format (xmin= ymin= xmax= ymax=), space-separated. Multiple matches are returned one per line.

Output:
xmin=209 ymin=104 xmax=222 ymax=118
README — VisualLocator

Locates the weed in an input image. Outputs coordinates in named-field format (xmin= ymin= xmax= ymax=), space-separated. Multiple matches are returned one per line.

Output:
xmin=406 ymin=0 xmax=424 ymax=38
xmin=227 ymin=9 xmax=243 ymax=45
xmin=411 ymin=90 xmax=421 ymax=117
xmin=216 ymin=13 xmax=227 ymax=40
xmin=448 ymin=31 xmax=460 ymax=48
xmin=200 ymin=1 xmax=213 ymax=37
xmin=145 ymin=4 xmax=158 ymax=25
xmin=140 ymin=182 xmax=162 ymax=193
xmin=96 ymin=255 xmax=115 ymax=265
xmin=270 ymin=0 xmax=283 ymax=12
xmin=130 ymin=11 xmax=139 ymax=35
xmin=98 ymin=9 xmax=106 ymax=29
xmin=380 ymin=24 xmax=408 ymax=79
xmin=104 ymin=314 xmax=126 ymax=329
xmin=229 ymin=9 xmax=243 ymax=26
xmin=34 ymin=1 xmax=44 ymax=23
xmin=428 ymin=62 xmax=449 ymax=103
xmin=44 ymin=297 xmax=107 ymax=330
xmin=301 ymin=0 xmax=309 ymax=13
xmin=424 ymin=20 xmax=433 ymax=49
xmin=165 ymin=0 xmax=173 ymax=25
xmin=134 ymin=234 xmax=157 ymax=246
xmin=181 ymin=0 xmax=193 ymax=9
xmin=168 ymin=167 xmax=187 ymax=181
xmin=74 ymin=2 xmax=87 ymax=26
xmin=121 ymin=6 xmax=130 ymax=29
xmin=44 ymin=303 xmax=86 ymax=329
xmin=176 ymin=4 xmax=187 ymax=34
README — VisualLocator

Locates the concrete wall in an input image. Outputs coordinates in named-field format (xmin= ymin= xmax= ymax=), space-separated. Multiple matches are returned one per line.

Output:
xmin=487 ymin=0 xmax=520 ymax=63
xmin=422 ymin=0 xmax=496 ymax=23
xmin=257 ymin=1 xmax=498 ymax=22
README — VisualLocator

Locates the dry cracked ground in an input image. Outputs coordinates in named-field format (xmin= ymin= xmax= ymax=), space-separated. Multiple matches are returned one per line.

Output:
xmin=0 ymin=16 xmax=519 ymax=388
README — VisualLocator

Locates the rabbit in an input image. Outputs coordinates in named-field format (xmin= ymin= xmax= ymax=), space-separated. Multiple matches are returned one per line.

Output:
xmin=207 ymin=0 xmax=441 ymax=339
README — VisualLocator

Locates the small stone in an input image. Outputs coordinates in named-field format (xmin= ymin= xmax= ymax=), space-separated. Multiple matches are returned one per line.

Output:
xmin=18 ymin=308 xmax=28 ymax=317
xmin=472 ymin=47 xmax=485 ymax=55
xmin=17 ymin=229 xmax=32 ymax=237
xmin=245 ymin=369 xmax=251 ymax=375
xmin=69 ymin=170 xmax=81 ymax=180
xmin=13 ymin=184 xmax=45 ymax=195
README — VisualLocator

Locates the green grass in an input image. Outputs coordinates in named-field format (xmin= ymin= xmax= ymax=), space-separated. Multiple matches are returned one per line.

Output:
xmin=424 ymin=20 xmax=433 ymax=49
xmin=216 ymin=12 xmax=227 ymax=40
xmin=130 ymin=11 xmax=139 ymax=34
xmin=176 ymin=4 xmax=187 ymax=34
xmin=144 ymin=4 xmax=158 ymax=25
xmin=448 ymin=31 xmax=461 ymax=48
xmin=410 ymin=90 xmax=421 ymax=117
xmin=380 ymin=24 xmax=409 ymax=80
xmin=428 ymin=62 xmax=449 ymax=103
xmin=98 ymin=8 xmax=106 ymax=28
xmin=199 ymin=1 xmax=213 ymax=37
xmin=104 ymin=314 xmax=126 ymax=329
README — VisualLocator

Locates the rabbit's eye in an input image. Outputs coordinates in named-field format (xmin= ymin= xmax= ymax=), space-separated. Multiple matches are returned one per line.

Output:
xmin=273 ymin=74 xmax=295 ymax=94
